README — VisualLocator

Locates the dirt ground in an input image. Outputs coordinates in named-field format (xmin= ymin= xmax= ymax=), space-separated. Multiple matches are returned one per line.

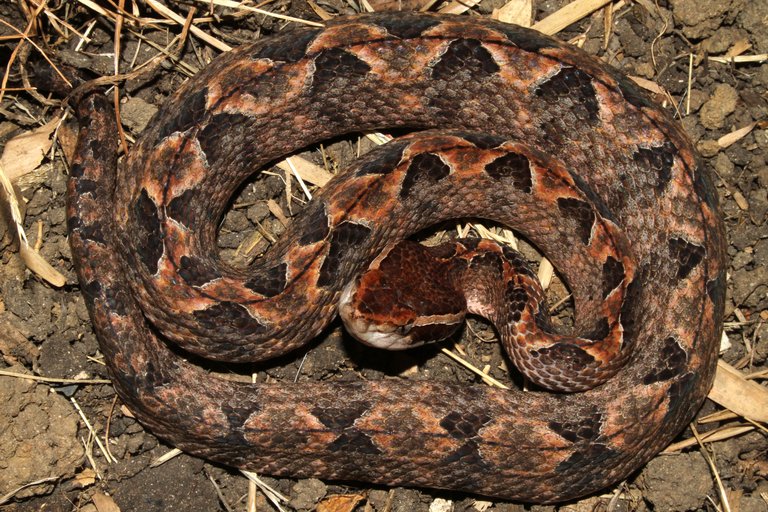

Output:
xmin=1 ymin=0 xmax=767 ymax=511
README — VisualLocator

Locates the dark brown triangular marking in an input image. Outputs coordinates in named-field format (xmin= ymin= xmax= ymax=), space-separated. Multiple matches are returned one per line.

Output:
xmin=582 ymin=317 xmax=610 ymax=341
xmin=298 ymin=201 xmax=331 ymax=246
xmin=311 ymin=402 xmax=371 ymax=431
xmin=633 ymin=143 xmax=675 ymax=191
xmin=612 ymin=69 xmax=654 ymax=110
xmin=166 ymin=188 xmax=197 ymax=229
xmin=317 ymin=222 xmax=372 ymax=287
xmin=461 ymin=132 xmax=506 ymax=149
xmin=668 ymin=237 xmax=705 ymax=280
xmin=245 ymin=262 xmax=288 ymax=297
xmin=198 ymin=112 xmax=251 ymax=167
xmin=133 ymin=189 xmax=163 ymax=275
xmin=549 ymin=411 xmax=604 ymax=443
xmin=431 ymin=39 xmax=500 ymax=81
xmin=440 ymin=441 xmax=490 ymax=470
xmin=691 ymin=160 xmax=720 ymax=210
xmin=375 ymin=14 xmax=441 ymax=39
xmin=663 ymin=372 xmax=696 ymax=420
xmin=643 ymin=336 xmax=688 ymax=384
xmin=557 ymin=197 xmax=595 ymax=245
xmin=601 ymin=256 xmax=625 ymax=299
xmin=193 ymin=301 xmax=266 ymax=334
xmin=158 ymin=87 xmax=208 ymax=140
xmin=618 ymin=262 xmax=646 ymax=350
xmin=74 ymin=178 xmax=98 ymax=195
xmin=400 ymin=153 xmax=450 ymax=198
xmin=178 ymin=255 xmax=221 ymax=287
xmin=535 ymin=67 xmax=599 ymax=122
xmin=313 ymin=48 xmax=371 ymax=84
xmin=68 ymin=216 xmax=106 ymax=246
xmin=497 ymin=24 xmax=558 ymax=52
xmin=439 ymin=410 xmax=491 ymax=439
xmin=531 ymin=344 xmax=595 ymax=374
xmin=355 ymin=140 xmax=408 ymax=176
xmin=484 ymin=152 xmax=532 ymax=193
xmin=706 ymin=269 xmax=726 ymax=311
xmin=328 ymin=429 xmax=382 ymax=455
xmin=555 ymin=443 xmax=618 ymax=475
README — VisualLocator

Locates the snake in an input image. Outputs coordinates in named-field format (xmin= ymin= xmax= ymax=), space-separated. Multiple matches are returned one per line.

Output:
xmin=61 ymin=12 xmax=726 ymax=503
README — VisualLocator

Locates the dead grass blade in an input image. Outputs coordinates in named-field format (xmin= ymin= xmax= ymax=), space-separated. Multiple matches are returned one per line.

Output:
xmin=0 ymin=369 xmax=111 ymax=384
xmin=0 ymin=477 xmax=59 ymax=506
xmin=664 ymin=424 xmax=754 ymax=453
xmin=440 ymin=348 xmax=510 ymax=389
xmin=709 ymin=54 xmax=767 ymax=64
xmin=532 ymin=0 xmax=613 ymax=36
xmin=690 ymin=424 xmax=732 ymax=512
xmin=193 ymin=0 xmax=323 ymax=28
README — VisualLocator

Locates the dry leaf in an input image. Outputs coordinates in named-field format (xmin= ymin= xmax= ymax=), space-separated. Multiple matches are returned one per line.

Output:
xmin=726 ymin=39 xmax=752 ymax=58
xmin=473 ymin=500 xmax=493 ymax=511
xmin=0 ymin=123 xmax=18 ymax=140
xmin=709 ymin=360 xmax=768 ymax=422
xmin=74 ymin=468 xmax=97 ymax=488
xmin=306 ymin=0 xmax=334 ymax=20
xmin=429 ymin=497 xmax=453 ymax=511
xmin=493 ymin=0 xmax=534 ymax=26
xmin=537 ymin=257 xmax=554 ymax=290
xmin=732 ymin=190 xmax=749 ymax=211
xmin=266 ymin=199 xmax=289 ymax=227
xmin=56 ymin=122 xmax=79 ymax=164
xmin=91 ymin=492 xmax=121 ymax=512
xmin=1 ymin=119 xmax=59 ymax=182
xmin=275 ymin=156 xmax=333 ymax=187
xmin=629 ymin=75 xmax=666 ymax=95
xmin=718 ymin=122 xmax=756 ymax=148
xmin=316 ymin=493 xmax=365 ymax=512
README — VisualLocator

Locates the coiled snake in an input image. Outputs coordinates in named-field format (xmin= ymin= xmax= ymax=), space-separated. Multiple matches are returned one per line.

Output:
xmin=65 ymin=13 xmax=726 ymax=503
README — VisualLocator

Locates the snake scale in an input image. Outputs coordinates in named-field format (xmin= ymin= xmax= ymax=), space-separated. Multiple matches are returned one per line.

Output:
xmin=64 ymin=12 xmax=726 ymax=503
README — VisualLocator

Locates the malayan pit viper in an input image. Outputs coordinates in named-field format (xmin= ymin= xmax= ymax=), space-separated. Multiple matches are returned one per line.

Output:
xmin=60 ymin=12 xmax=726 ymax=503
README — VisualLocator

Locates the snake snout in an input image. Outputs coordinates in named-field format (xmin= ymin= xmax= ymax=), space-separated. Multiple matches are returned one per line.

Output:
xmin=338 ymin=280 xmax=418 ymax=350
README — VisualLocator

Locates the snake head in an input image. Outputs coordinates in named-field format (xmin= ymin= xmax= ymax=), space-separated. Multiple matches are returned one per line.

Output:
xmin=338 ymin=241 xmax=466 ymax=350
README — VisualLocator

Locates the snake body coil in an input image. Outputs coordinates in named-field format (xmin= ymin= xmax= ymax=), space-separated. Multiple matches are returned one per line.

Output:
xmin=67 ymin=13 xmax=726 ymax=502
